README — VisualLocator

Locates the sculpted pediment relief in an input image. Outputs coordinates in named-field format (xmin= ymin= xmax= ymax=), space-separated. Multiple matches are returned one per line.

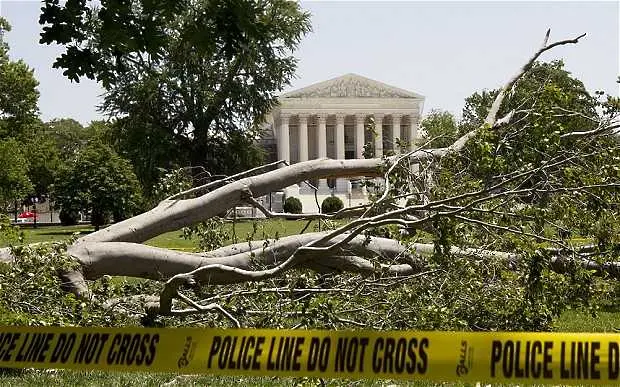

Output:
xmin=283 ymin=74 xmax=421 ymax=99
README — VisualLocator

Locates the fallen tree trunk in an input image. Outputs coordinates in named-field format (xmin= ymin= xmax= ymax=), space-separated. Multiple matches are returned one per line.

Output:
xmin=68 ymin=232 xmax=421 ymax=281
xmin=67 ymin=233 xmax=620 ymax=284
xmin=76 ymin=154 xmax=446 ymax=244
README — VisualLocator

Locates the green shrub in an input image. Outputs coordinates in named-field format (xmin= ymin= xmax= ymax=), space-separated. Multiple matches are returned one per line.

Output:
xmin=283 ymin=197 xmax=302 ymax=214
xmin=54 ymin=141 xmax=143 ymax=230
xmin=0 ymin=214 xmax=22 ymax=245
xmin=59 ymin=208 xmax=79 ymax=226
xmin=321 ymin=196 xmax=344 ymax=214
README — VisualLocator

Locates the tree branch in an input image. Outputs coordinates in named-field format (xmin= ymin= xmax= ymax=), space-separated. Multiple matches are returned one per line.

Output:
xmin=448 ymin=31 xmax=586 ymax=152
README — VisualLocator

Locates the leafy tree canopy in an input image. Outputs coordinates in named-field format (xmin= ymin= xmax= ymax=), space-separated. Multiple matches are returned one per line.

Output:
xmin=53 ymin=141 xmax=143 ymax=229
xmin=43 ymin=118 xmax=113 ymax=159
xmin=0 ymin=139 xmax=33 ymax=210
xmin=40 ymin=0 xmax=312 ymax=189
xmin=23 ymin=128 xmax=62 ymax=198
xmin=0 ymin=17 xmax=40 ymax=140
xmin=0 ymin=17 xmax=42 ymax=204
xmin=43 ymin=118 xmax=88 ymax=158
xmin=420 ymin=110 xmax=458 ymax=148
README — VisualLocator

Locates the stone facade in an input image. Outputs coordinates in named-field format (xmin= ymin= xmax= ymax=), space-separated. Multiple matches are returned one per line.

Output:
xmin=262 ymin=73 xmax=425 ymax=211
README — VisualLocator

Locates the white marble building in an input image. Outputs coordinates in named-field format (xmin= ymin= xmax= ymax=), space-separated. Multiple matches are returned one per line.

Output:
xmin=263 ymin=73 xmax=425 ymax=210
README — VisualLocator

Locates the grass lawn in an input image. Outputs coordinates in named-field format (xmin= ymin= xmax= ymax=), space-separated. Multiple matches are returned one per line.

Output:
xmin=0 ymin=371 xmax=441 ymax=386
xmin=553 ymin=306 xmax=620 ymax=333
xmin=7 ymin=219 xmax=330 ymax=251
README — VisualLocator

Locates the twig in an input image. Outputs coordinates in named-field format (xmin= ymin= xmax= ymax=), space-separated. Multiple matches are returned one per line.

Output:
xmin=170 ymin=292 xmax=241 ymax=327
xmin=165 ymin=160 xmax=285 ymax=201
xmin=448 ymin=31 xmax=586 ymax=152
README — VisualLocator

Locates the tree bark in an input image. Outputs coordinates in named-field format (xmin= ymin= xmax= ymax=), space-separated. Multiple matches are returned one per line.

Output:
xmin=77 ymin=154 xmax=442 ymax=244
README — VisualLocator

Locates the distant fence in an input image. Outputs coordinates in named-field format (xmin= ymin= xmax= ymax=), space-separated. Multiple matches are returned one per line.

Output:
xmin=6 ymin=211 xmax=62 ymax=225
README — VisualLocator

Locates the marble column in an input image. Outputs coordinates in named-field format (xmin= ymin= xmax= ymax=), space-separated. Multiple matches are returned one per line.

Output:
xmin=355 ymin=113 xmax=365 ymax=159
xmin=392 ymin=113 xmax=402 ymax=154
xmin=279 ymin=113 xmax=298 ymax=197
xmin=355 ymin=113 xmax=367 ymax=196
xmin=316 ymin=113 xmax=329 ymax=191
xmin=279 ymin=113 xmax=290 ymax=163
xmin=335 ymin=113 xmax=347 ymax=192
xmin=408 ymin=114 xmax=420 ymax=178
xmin=298 ymin=113 xmax=308 ymax=162
xmin=374 ymin=113 xmax=384 ymax=158
xmin=317 ymin=113 xmax=327 ymax=159
xmin=408 ymin=114 xmax=418 ymax=151
xmin=336 ymin=113 xmax=345 ymax=160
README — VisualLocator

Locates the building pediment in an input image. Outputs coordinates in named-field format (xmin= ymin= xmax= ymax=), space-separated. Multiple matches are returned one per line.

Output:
xmin=282 ymin=73 xmax=423 ymax=99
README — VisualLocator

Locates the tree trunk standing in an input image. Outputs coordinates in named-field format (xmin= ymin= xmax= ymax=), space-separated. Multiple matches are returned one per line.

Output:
xmin=188 ymin=115 xmax=218 ymax=174
xmin=91 ymin=209 xmax=108 ymax=231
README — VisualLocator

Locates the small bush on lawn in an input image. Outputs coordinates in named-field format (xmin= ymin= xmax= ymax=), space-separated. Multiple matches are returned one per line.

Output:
xmin=283 ymin=197 xmax=303 ymax=214
xmin=321 ymin=196 xmax=344 ymax=214
xmin=59 ymin=208 xmax=79 ymax=226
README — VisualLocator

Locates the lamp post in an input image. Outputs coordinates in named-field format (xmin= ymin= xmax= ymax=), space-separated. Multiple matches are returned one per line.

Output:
xmin=33 ymin=196 xmax=38 ymax=229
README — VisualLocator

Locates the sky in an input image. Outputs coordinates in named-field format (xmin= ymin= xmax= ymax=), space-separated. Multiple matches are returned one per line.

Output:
xmin=0 ymin=0 xmax=618 ymax=125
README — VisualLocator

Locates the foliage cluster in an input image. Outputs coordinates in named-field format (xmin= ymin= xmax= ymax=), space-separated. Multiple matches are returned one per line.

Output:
xmin=183 ymin=218 xmax=231 ymax=252
xmin=0 ymin=220 xmax=137 ymax=327
xmin=283 ymin=197 xmax=303 ymax=214
xmin=0 ymin=215 xmax=23 ymax=246
xmin=0 ymin=139 xmax=33 ymax=210
xmin=150 ymin=167 xmax=194 ymax=206
xmin=0 ymin=18 xmax=39 ymax=139
xmin=40 ymin=0 xmax=311 ymax=191
xmin=0 ymin=18 xmax=40 ymax=209
xmin=53 ymin=141 xmax=143 ymax=229
xmin=419 ymin=110 xmax=458 ymax=148
xmin=321 ymin=196 xmax=344 ymax=214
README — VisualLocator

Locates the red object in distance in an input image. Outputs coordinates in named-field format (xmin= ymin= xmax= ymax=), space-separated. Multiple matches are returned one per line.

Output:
xmin=17 ymin=211 xmax=38 ymax=219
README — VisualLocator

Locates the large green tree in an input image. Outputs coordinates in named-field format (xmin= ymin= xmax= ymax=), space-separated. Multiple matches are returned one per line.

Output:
xmin=0 ymin=17 xmax=41 ymax=205
xmin=0 ymin=139 xmax=33 ymax=211
xmin=28 ymin=119 xmax=118 ymax=199
xmin=23 ymin=131 xmax=62 ymax=198
xmin=0 ymin=17 xmax=39 ymax=140
xmin=419 ymin=110 xmax=458 ymax=148
xmin=40 ymin=0 xmax=311 ymax=190
xmin=53 ymin=141 xmax=143 ymax=229
xmin=43 ymin=118 xmax=90 ymax=159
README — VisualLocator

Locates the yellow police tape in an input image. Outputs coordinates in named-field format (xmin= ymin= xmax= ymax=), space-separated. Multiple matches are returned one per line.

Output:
xmin=0 ymin=326 xmax=618 ymax=384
